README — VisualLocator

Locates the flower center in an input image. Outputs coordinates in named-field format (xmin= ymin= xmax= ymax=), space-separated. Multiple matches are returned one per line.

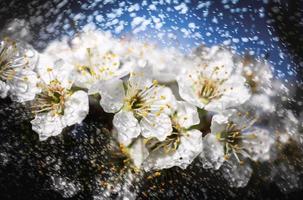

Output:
xmin=32 ymin=80 xmax=68 ymax=115
xmin=77 ymin=49 xmax=120 ymax=80
xmin=145 ymin=115 xmax=184 ymax=154
xmin=146 ymin=133 xmax=181 ymax=154
xmin=216 ymin=122 xmax=256 ymax=163
xmin=245 ymin=73 xmax=258 ymax=93
xmin=198 ymin=77 xmax=221 ymax=104
xmin=76 ymin=48 xmax=97 ymax=77
xmin=129 ymin=93 xmax=144 ymax=110
xmin=124 ymin=80 xmax=163 ymax=119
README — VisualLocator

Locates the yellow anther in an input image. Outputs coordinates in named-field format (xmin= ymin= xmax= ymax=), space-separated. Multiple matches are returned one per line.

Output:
xmin=47 ymin=67 xmax=53 ymax=72
xmin=152 ymin=80 xmax=159 ymax=86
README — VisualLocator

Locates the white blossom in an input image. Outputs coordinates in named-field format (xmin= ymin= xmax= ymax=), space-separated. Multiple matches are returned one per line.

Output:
xmin=30 ymin=54 xmax=89 ymax=141
xmin=200 ymin=109 xmax=274 ymax=188
xmin=201 ymin=109 xmax=274 ymax=169
xmin=98 ymin=67 xmax=176 ymax=146
xmin=44 ymin=29 xmax=132 ymax=92
xmin=143 ymin=101 xmax=203 ymax=170
xmin=122 ymin=41 xmax=190 ymax=82
xmin=237 ymin=56 xmax=276 ymax=113
xmin=0 ymin=38 xmax=40 ymax=102
xmin=177 ymin=46 xmax=251 ymax=112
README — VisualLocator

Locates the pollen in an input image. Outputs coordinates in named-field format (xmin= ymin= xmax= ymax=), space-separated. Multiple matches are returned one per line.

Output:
xmin=152 ymin=80 xmax=158 ymax=86
xmin=160 ymin=95 xmax=166 ymax=100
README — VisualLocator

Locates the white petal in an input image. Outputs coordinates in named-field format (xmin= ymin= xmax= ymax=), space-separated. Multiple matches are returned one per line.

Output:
xmin=128 ymin=138 xmax=149 ymax=168
xmin=73 ymin=68 xmax=94 ymax=90
xmin=1 ymin=39 xmax=38 ymax=70
xmin=129 ymin=67 xmax=153 ymax=90
xmin=154 ymin=86 xmax=177 ymax=115
xmin=44 ymin=38 xmax=72 ymax=60
xmin=144 ymin=129 xmax=203 ymax=170
xmin=31 ymin=113 xmax=65 ymax=141
xmin=140 ymin=113 xmax=172 ymax=141
xmin=67 ymin=31 xmax=131 ymax=89
xmin=36 ymin=53 xmax=57 ymax=84
xmin=200 ymin=133 xmax=225 ymax=170
xmin=23 ymin=44 xmax=39 ymax=69
xmin=113 ymin=111 xmax=141 ymax=146
xmin=53 ymin=60 xmax=75 ymax=89
xmin=8 ymin=69 xmax=40 ymax=102
xmin=201 ymin=46 xmax=234 ymax=80
xmin=36 ymin=54 xmax=74 ymax=88
xmin=243 ymin=127 xmax=274 ymax=162
xmin=205 ymin=75 xmax=251 ymax=112
xmin=211 ymin=109 xmax=255 ymax=134
xmin=248 ymin=94 xmax=275 ymax=113
xmin=210 ymin=113 xmax=229 ymax=134
xmin=63 ymin=90 xmax=89 ymax=127
xmin=225 ymin=109 xmax=256 ymax=129
xmin=221 ymin=158 xmax=253 ymax=188
xmin=71 ymin=29 xmax=115 ymax=54
xmin=140 ymin=45 xmax=186 ymax=82
xmin=175 ymin=101 xmax=200 ymax=129
xmin=240 ymin=59 xmax=273 ymax=95
xmin=97 ymin=78 xmax=125 ymax=113
xmin=0 ymin=80 xmax=10 ymax=98
xmin=177 ymin=70 xmax=204 ymax=109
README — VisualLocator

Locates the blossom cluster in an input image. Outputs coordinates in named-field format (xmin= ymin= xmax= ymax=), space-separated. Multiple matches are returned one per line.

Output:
xmin=0 ymin=28 xmax=280 ymax=188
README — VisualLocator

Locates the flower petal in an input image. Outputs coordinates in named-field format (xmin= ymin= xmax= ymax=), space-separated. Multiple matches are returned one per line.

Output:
xmin=0 ymin=80 xmax=10 ymax=98
xmin=8 ymin=69 xmax=40 ymax=102
xmin=144 ymin=129 xmax=203 ymax=170
xmin=248 ymin=93 xmax=275 ymax=113
xmin=128 ymin=137 xmax=149 ymax=168
xmin=31 ymin=113 xmax=65 ymax=141
xmin=200 ymin=133 xmax=225 ymax=170
xmin=205 ymin=75 xmax=251 ymax=112
xmin=175 ymin=101 xmax=200 ymax=129
xmin=154 ymin=86 xmax=177 ymax=115
xmin=140 ymin=113 xmax=172 ymax=141
xmin=36 ymin=54 xmax=74 ymax=88
xmin=177 ymin=70 xmax=204 ymax=109
xmin=210 ymin=113 xmax=229 ymax=134
xmin=113 ymin=111 xmax=141 ymax=145
xmin=97 ymin=78 xmax=125 ymax=113
xmin=35 ymin=54 xmax=57 ymax=84
xmin=221 ymin=158 xmax=253 ymax=188
xmin=243 ymin=127 xmax=274 ymax=162
xmin=129 ymin=67 xmax=153 ymax=90
xmin=63 ymin=90 xmax=89 ymax=127
xmin=200 ymin=46 xmax=234 ymax=80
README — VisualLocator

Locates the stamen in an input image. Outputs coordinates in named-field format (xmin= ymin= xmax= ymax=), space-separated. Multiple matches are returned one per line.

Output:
xmin=124 ymin=79 xmax=164 ymax=119
xmin=216 ymin=121 xmax=256 ymax=164
xmin=200 ymin=78 xmax=222 ymax=103
xmin=146 ymin=133 xmax=181 ymax=154
xmin=0 ymin=41 xmax=18 ymax=82
xmin=32 ymin=80 xmax=68 ymax=116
